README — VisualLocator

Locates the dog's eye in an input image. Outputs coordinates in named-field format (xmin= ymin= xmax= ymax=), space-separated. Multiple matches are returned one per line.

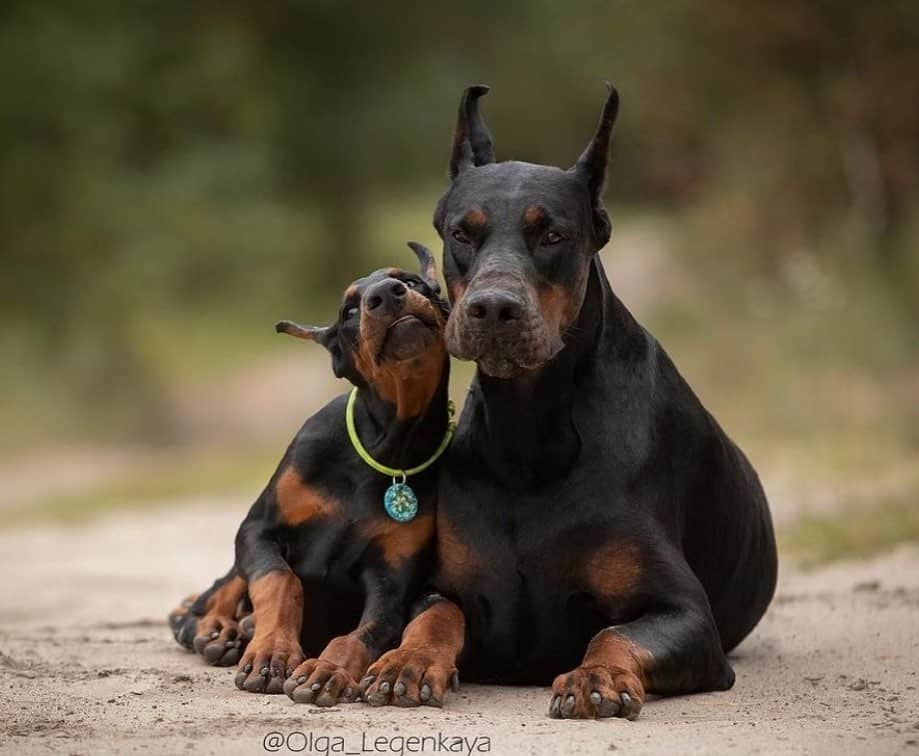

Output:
xmin=452 ymin=230 xmax=471 ymax=245
xmin=405 ymin=279 xmax=418 ymax=289
xmin=543 ymin=231 xmax=564 ymax=246
xmin=345 ymin=306 xmax=359 ymax=320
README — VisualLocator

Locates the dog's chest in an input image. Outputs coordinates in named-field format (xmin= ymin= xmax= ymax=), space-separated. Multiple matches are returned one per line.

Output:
xmin=281 ymin=483 xmax=435 ymax=586
xmin=437 ymin=476 xmax=645 ymax=682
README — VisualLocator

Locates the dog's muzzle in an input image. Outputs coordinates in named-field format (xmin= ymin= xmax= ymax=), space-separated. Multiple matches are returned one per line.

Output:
xmin=446 ymin=286 xmax=563 ymax=378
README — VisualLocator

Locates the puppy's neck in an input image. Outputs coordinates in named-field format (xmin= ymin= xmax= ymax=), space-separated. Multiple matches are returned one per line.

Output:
xmin=352 ymin=350 xmax=451 ymax=471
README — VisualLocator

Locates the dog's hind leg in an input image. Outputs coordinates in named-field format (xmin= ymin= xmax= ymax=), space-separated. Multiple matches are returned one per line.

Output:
xmin=168 ymin=568 xmax=250 ymax=666
xmin=190 ymin=569 xmax=249 ymax=666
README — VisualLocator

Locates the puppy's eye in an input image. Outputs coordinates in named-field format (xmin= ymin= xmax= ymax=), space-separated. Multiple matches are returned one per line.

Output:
xmin=405 ymin=279 xmax=418 ymax=289
xmin=542 ymin=231 xmax=564 ymax=246
xmin=345 ymin=306 xmax=359 ymax=320
xmin=452 ymin=230 xmax=471 ymax=245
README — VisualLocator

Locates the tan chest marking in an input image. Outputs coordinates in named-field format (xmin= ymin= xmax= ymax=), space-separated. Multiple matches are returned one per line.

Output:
xmin=275 ymin=468 xmax=340 ymax=526
xmin=437 ymin=515 xmax=479 ymax=583
xmin=582 ymin=541 xmax=642 ymax=600
xmin=360 ymin=512 xmax=435 ymax=568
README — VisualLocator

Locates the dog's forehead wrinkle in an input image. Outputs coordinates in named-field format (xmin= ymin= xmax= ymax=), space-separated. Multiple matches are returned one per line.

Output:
xmin=449 ymin=165 xmax=588 ymax=226
xmin=471 ymin=160 xmax=580 ymax=190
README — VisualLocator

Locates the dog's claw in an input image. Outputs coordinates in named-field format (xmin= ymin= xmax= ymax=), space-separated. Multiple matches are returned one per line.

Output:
xmin=549 ymin=695 xmax=562 ymax=717
xmin=620 ymin=691 xmax=640 ymax=720
xmin=419 ymin=683 xmax=432 ymax=702
xmin=562 ymin=694 xmax=576 ymax=717
xmin=393 ymin=682 xmax=406 ymax=696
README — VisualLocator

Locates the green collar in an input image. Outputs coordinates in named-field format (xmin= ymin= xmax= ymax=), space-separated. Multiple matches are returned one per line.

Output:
xmin=345 ymin=387 xmax=455 ymax=480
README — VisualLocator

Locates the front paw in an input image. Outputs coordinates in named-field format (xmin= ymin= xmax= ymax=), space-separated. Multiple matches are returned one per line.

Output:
xmin=549 ymin=664 xmax=644 ymax=720
xmin=360 ymin=647 xmax=459 ymax=708
xmin=234 ymin=636 xmax=304 ymax=694
xmin=192 ymin=615 xmax=245 ymax=666
xmin=284 ymin=659 xmax=360 ymax=706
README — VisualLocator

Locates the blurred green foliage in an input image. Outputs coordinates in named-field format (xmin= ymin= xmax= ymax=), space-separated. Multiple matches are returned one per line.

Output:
xmin=1 ymin=0 xmax=917 ymax=448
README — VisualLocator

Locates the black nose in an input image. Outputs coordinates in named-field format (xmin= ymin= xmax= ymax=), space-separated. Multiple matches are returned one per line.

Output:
xmin=464 ymin=289 xmax=524 ymax=329
xmin=365 ymin=278 xmax=407 ymax=315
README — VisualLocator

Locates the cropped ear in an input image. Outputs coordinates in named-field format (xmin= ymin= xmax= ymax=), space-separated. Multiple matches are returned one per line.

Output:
xmin=275 ymin=320 xmax=335 ymax=349
xmin=570 ymin=83 xmax=619 ymax=247
xmin=449 ymin=85 xmax=496 ymax=179
xmin=277 ymin=320 xmax=351 ymax=380
xmin=407 ymin=241 xmax=440 ymax=294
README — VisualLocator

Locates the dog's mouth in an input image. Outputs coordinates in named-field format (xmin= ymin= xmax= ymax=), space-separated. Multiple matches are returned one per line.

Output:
xmin=445 ymin=312 xmax=563 ymax=378
xmin=389 ymin=313 xmax=431 ymax=331
xmin=377 ymin=311 xmax=441 ymax=362
xmin=460 ymin=340 xmax=562 ymax=379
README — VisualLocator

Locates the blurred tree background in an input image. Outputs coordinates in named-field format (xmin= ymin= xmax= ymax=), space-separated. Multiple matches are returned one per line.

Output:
xmin=1 ymin=1 xmax=917 ymax=547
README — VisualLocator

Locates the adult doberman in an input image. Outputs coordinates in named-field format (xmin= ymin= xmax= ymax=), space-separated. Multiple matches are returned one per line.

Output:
xmin=360 ymin=85 xmax=778 ymax=720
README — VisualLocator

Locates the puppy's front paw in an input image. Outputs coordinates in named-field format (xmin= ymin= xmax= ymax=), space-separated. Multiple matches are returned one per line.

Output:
xmin=234 ymin=635 xmax=303 ymax=694
xmin=360 ymin=647 xmax=459 ymax=708
xmin=284 ymin=659 xmax=360 ymax=706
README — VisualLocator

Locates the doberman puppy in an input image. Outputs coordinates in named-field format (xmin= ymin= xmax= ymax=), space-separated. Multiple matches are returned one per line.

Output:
xmin=169 ymin=243 xmax=453 ymax=706
xmin=361 ymin=86 xmax=778 ymax=719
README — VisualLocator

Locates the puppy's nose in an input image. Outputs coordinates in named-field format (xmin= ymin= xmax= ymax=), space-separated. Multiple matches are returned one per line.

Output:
xmin=365 ymin=278 xmax=407 ymax=316
xmin=464 ymin=289 xmax=524 ymax=329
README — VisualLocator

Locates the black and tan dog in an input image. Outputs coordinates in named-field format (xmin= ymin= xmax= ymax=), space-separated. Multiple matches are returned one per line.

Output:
xmin=170 ymin=243 xmax=453 ymax=706
xmin=360 ymin=86 xmax=778 ymax=720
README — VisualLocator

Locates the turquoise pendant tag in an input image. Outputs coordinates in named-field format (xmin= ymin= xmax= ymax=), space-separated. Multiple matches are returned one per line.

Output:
xmin=384 ymin=480 xmax=418 ymax=522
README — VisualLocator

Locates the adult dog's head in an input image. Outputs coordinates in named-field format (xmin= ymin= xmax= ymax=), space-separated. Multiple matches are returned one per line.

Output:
xmin=434 ymin=85 xmax=619 ymax=379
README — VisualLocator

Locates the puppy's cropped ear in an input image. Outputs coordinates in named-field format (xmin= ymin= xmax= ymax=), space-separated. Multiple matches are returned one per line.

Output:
xmin=449 ymin=85 xmax=496 ymax=179
xmin=277 ymin=320 xmax=351 ymax=379
xmin=570 ymin=83 xmax=619 ymax=248
xmin=275 ymin=320 xmax=335 ymax=349
xmin=407 ymin=241 xmax=441 ymax=294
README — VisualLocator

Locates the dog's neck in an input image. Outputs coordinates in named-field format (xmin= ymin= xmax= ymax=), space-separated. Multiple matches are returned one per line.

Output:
xmin=351 ymin=356 xmax=451 ymax=472
xmin=467 ymin=256 xmax=644 ymax=488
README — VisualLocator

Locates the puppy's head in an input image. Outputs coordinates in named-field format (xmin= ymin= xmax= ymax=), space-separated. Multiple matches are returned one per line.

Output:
xmin=277 ymin=243 xmax=449 ymax=418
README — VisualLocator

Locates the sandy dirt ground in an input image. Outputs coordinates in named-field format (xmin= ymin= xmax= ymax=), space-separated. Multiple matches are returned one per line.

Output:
xmin=2 ymin=500 xmax=919 ymax=756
